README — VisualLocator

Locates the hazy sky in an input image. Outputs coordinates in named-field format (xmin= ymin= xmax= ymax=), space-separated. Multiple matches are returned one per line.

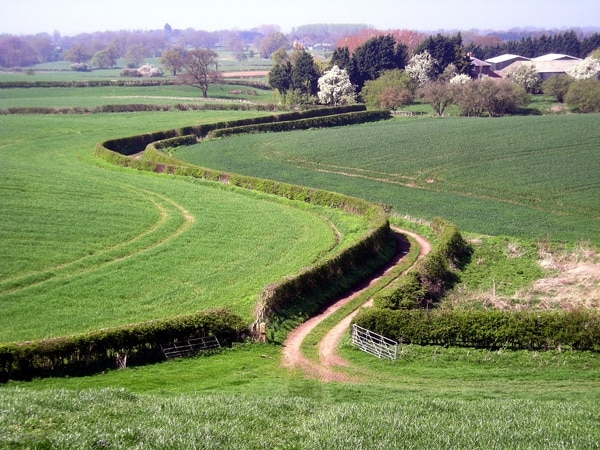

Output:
xmin=2 ymin=0 xmax=599 ymax=36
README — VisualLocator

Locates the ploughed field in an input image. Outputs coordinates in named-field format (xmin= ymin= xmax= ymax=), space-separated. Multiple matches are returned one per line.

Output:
xmin=175 ymin=114 xmax=600 ymax=244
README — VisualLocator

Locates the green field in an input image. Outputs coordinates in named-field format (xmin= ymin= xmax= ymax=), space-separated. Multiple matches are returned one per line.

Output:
xmin=175 ymin=114 xmax=600 ymax=244
xmin=2 ymin=343 xmax=599 ymax=448
xmin=1 ymin=82 xmax=599 ymax=448
xmin=0 ymin=111 xmax=371 ymax=342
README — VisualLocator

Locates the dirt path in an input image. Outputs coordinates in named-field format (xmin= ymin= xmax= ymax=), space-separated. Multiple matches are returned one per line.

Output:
xmin=281 ymin=227 xmax=431 ymax=381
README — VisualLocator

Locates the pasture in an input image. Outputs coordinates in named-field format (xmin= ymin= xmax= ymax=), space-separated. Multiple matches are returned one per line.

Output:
xmin=2 ymin=342 xmax=599 ymax=448
xmin=175 ymin=114 xmax=600 ymax=244
xmin=0 ymin=111 xmax=370 ymax=342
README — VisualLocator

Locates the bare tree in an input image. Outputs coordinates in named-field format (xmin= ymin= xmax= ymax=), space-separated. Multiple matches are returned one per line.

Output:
xmin=181 ymin=49 xmax=221 ymax=98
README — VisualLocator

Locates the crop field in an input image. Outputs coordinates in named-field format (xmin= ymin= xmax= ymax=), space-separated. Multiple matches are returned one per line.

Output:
xmin=175 ymin=114 xmax=600 ymax=244
xmin=1 ymin=79 xmax=599 ymax=448
xmin=0 ymin=111 xmax=370 ymax=342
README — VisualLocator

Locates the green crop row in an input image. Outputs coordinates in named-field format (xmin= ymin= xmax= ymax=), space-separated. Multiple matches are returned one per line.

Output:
xmin=0 ymin=308 xmax=246 ymax=382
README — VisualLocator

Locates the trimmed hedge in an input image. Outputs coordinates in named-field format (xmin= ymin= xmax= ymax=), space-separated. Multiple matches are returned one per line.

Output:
xmin=210 ymin=110 xmax=391 ymax=137
xmin=0 ymin=308 xmax=247 ymax=382
xmin=373 ymin=217 xmax=470 ymax=309
xmin=353 ymin=308 xmax=600 ymax=352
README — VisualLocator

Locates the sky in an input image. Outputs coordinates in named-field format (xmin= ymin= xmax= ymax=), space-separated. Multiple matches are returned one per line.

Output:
xmin=2 ymin=0 xmax=599 ymax=36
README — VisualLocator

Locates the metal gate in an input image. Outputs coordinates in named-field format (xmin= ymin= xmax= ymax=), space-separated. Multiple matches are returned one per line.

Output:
xmin=351 ymin=324 xmax=398 ymax=361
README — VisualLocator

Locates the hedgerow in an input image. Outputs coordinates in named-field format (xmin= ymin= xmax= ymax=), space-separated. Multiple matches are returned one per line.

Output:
xmin=353 ymin=308 xmax=600 ymax=352
xmin=373 ymin=217 xmax=470 ymax=309
xmin=0 ymin=308 xmax=246 ymax=382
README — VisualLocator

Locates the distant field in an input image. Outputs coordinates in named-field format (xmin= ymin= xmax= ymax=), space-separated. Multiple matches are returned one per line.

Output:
xmin=0 ymin=111 xmax=367 ymax=342
xmin=0 ymin=83 xmax=274 ymax=109
xmin=175 ymin=114 xmax=600 ymax=244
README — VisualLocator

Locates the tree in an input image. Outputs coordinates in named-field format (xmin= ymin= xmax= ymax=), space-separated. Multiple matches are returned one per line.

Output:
xmin=317 ymin=65 xmax=355 ymax=106
xmin=414 ymin=33 xmax=471 ymax=77
xmin=406 ymin=51 xmax=437 ymax=88
xmin=124 ymin=44 xmax=148 ymax=68
xmin=452 ymin=78 xmax=529 ymax=117
xmin=542 ymin=74 xmax=573 ymax=103
xmin=258 ymin=32 xmax=288 ymax=59
xmin=360 ymin=69 xmax=414 ymax=110
xmin=181 ymin=49 xmax=220 ymax=98
xmin=420 ymin=80 xmax=453 ymax=116
xmin=565 ymin=79 xmax=600 ymax=113
xmin=350 ymin=34 xmax=408 ymax=91
xmin=63 ymin=43 xmax=93 ymax=63
xmin=330 ymin=46 xmax=351 ymax=70
xmin=91 ymin=50 xmax=116 ymax=69
xmin=160 ymin=47 xmax=185 ymax=75
xmin=504 ymin=62 xmax=541 ymax=93
xmin=268 ymin=60 xmax=292 ymax=95
xmin=566 ymin=56 xmax=600 ymax=80
xmin=290 ymin=50 xmax=319 ymax=97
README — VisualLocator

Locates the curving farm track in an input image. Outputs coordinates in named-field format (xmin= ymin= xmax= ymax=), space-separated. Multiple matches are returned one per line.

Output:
xmin=281 ymin=227 xmax=431 ymax=382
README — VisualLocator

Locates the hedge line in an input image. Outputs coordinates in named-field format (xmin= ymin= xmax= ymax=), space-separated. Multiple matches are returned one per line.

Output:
xmin=210 ymin=110 xmax=391 ymax=137
xmin=0 ymin=80 xmax=179 ymax=88
xmin=0 ymin=103 xmax=281 ymax=116
xmin=373 ymin=217 xmax=470 ymax=310
xmin=101 ymin=105 xmax=368 ymax=155
xmin=353 ymin=308 xmax=600 ymax=352
xmin=0 ymin=308 xmax=247 ymax=382
xmin=0 ymin=79 xmax=271 ymax=89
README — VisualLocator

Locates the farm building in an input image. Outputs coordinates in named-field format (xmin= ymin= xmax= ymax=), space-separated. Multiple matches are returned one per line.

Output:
xmin=470 ymin=57 xmax=497 ymax=78
xmin=532 ymin=53 xmax=581 ymax=62
xmin=497 ymin=55 xmax=582 ymax=81
xmin=485 ymin=54 xmax=531 ymax=71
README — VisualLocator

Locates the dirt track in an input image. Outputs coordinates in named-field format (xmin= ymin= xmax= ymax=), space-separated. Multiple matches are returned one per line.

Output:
xmin=281 ymin=227 xmax=431 ymax=381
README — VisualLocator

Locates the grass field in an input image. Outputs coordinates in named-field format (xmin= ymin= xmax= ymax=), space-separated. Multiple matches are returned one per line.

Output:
xmin=2 ymin=343 xmax=598 ymax=448
xmin=1 ymin=83 xmax=599 ymax=448
xmin=175 ymin=114 xmax=600 ymax=244
xmin=0 ymin=111 xmax=371 ymax=342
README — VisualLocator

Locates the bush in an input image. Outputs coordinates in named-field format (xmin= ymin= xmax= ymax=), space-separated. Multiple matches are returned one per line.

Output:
xmin=373 ymin=271 xmax=425 ymax=310
xmin=0 ymin=309 xmax=247 ymax=382
xmin=565 ymin=79 xmax=600 ymax=113
xmin=353 ymin=308 xmax=600 ymax=351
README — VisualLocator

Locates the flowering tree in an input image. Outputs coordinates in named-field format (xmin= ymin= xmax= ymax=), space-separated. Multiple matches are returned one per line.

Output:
xmin=566 ymin=56 xmax=600 ymax=80
xmin=406 ymin=51 xmax=437 ymax=88
xmin=504 ymin=62 xmax=541 ymax=93
xmin=317 ymin=65 xmax=355 ymax=106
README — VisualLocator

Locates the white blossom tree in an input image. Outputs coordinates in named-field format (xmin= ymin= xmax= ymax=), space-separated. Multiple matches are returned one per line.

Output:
xmin=406 ymin=50 xmax=437 ymax=88
xmin=504 ymin=62 xmax=541 ymax=93
xmin=317 ymin=65 xmax=355 ymax=106
xmin=449 ymin=73 xmax=471 ymax=85
xmin=566 ymin=56 xmax=600 ymax=80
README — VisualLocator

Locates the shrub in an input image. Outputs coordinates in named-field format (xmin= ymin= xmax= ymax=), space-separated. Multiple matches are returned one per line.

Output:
xmin=353 ymin=309 xmax=600 ymax=351
xmin=373 ymin=271 xmax=425 ymax=310
xmin=565 ymin=79 xmax=600 ymax=113
xmin=0 ymin=309 xmax=247 ymax=382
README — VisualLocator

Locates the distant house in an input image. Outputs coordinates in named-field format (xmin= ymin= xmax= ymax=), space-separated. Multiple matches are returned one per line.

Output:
xmin=485 ymin=54 xmax=531 ymax=72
